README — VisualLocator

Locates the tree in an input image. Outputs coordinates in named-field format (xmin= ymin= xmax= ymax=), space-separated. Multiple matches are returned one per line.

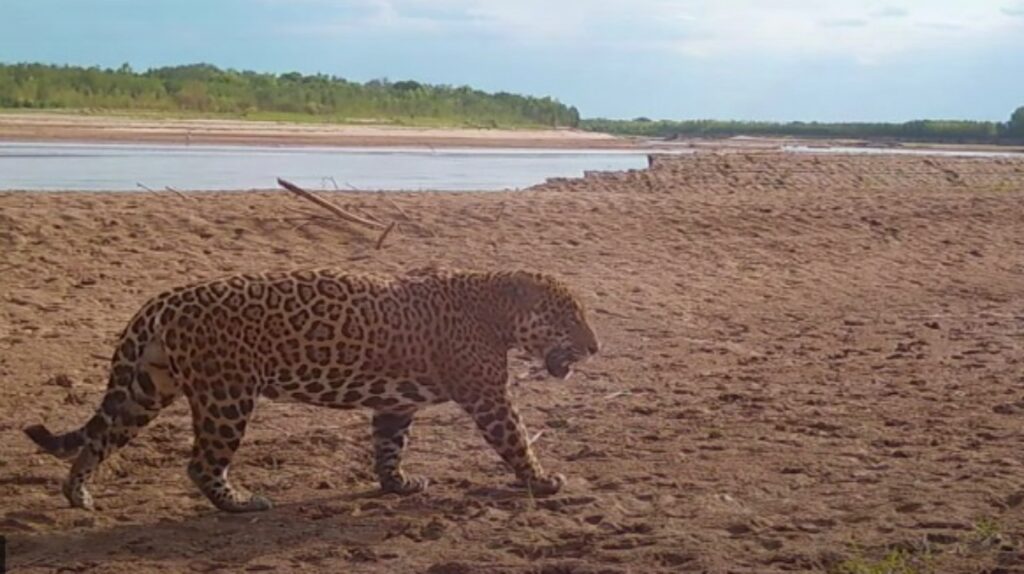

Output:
xmin=392 ymin=80 xmax=421 ymax=91
xmin=175 ymin=80 xmax=210 ymax=111
xmin=0 ymin=62 xmax=580 ymax=127
xmin=1008 ymin=106 xmax=1024 ymax=137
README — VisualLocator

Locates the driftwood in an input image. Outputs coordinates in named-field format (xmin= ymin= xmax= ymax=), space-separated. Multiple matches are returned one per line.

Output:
xmin=380 ymin=192 xmax=411 ymax=220
xmin=328 ymin=180 xmax=392 ymax=227
xmin=374 ymin=191 xmax=437 ymax=237
xmin=317 ymin=177 xmax=383 ymax=225
xmin=136 ymin=182 xmax=190 ymax=201
xmin=277 ymin=178 xmax=406 ymax=249
xmin=277 ymin=178 xmax=385 ymax=230
xmin=163 ymin=186 xmax=191 ymax=201
xmin=280 ymin=203 xmax=374 ymax=234
xmin=323 ymin=176 xmax=340 ymax=190
xmin=320 ymin=178 xmax=434 ymax=237
xmin=348 ymin=201 xmax=387 ymax=227
xmin=375 ymin=221 xmax=397 ymax=249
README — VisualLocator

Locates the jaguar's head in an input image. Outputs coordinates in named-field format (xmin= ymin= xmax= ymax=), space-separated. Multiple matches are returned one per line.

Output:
xmin=497 ymin=271 xmax=600 ymax=379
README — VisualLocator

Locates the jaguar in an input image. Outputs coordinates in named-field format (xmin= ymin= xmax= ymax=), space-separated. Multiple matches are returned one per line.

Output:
xmin=25 ymin=268 xmax=599 ymax=512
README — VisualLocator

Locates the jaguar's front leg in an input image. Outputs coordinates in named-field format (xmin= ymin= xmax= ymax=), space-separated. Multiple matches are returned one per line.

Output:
xmin=372 ymin=411 xmax=429 ymax=494
xmin=460 ymin=392 xmax=565 ymax=496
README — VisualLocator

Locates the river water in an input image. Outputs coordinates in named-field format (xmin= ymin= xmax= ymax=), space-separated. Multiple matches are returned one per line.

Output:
xmin=0 ymin=142 xmax=654 ymax=191
xmin=3 ymin=141 xmax=1019 ymax=192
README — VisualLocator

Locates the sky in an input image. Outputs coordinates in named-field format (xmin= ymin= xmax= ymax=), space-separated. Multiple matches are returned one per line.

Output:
xmin=1 ymin=0 xmax=1022 ymax=122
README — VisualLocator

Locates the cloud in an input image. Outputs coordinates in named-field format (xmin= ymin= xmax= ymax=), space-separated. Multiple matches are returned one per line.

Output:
xmin=920 ymin=21 xmax=967 ymax=31
xmin=652 ymin=1 xmax=1022 ymax=62
xmin=275 ymin=0 xmax=1024 ymax=62
xmin=872 ymin=6 xmax=909 ymax=18
xmin=1002 ymin=4 xmax=1024 ymax=16
xmin=276 ymin=0 xmax=485 ymax=36
xmin=821 ymin=17 xmax=869 ymax=28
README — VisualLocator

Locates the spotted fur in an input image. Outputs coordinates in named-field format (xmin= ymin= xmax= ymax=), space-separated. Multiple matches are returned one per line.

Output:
xmin=25 ymin=268 xmax=599 ymax=512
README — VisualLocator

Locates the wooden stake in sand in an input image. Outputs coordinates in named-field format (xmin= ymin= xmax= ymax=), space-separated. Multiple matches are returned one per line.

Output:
xmin=276 ymin=177 xmax=398 ymax=249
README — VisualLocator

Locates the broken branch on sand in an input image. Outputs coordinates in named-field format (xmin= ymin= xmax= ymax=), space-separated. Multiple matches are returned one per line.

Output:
xmin=136 ymin=182 xmax=191 ymax=201
xmin=375 ymin=221 xmax=397 ymax=249
xmin=276 ymin=177 xmax=403 ymax=249
xmin=163 ymin=186 xmax=191 ymax=201
xmin=276 ymin=178 xmax=386 ymax=230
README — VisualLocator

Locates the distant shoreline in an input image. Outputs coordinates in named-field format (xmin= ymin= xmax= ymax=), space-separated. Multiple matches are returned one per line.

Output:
xmin=0 ymin=111 xmax=645 ymax=150
xmin=4 ymin=112 xmax=1022 ymax=155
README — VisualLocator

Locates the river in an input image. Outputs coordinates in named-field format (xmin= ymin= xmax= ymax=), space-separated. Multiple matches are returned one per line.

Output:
xmin=0 ymin=142 xmax=655 ymax=191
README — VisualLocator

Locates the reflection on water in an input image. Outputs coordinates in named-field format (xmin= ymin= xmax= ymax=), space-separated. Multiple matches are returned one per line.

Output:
xmin=0 ymin=142 xmax=654 ymax=191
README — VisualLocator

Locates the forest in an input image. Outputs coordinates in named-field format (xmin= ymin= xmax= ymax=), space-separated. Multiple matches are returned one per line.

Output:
xmin=580 ymin=113 xmax=1024 ymax=143
xmin=0 ymin=62 xmax=581 ymax=128
xmin=1 ymin=61 xmax=1022 ymax=143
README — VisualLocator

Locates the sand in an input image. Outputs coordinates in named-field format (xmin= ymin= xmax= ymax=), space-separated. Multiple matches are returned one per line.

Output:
xmin=2 ymin=152 xmax=1024 ymax=573
xmin=0 ymin=112 xmax=636 ymax=149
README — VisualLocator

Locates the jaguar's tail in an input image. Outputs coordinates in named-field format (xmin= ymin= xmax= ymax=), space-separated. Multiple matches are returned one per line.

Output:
xmin=24 ymin=423 xmax=86 ymax=459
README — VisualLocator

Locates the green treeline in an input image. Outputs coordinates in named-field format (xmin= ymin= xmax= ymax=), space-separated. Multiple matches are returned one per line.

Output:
xmin=0 ymin=62 xmax=580 ymax=128
xmin=581 ymin=110 xmax=1024 ymax=143
xmin=2 ymin=61 xmax=1022 ymax=142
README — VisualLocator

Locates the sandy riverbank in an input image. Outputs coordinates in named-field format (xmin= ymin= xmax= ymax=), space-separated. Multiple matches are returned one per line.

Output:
xmin=2 ymin=152 xmax=1024 ymax=573
xmin=5 ymin=112 xmax=1024 ymax=156
xmin=0 ymin=112 xmax=641 ymax=149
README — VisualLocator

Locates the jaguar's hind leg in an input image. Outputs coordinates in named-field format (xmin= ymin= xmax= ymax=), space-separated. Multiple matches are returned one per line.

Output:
xmin=184 ymin=378 xmax=270 ymax=512
xmin=64 ymin=359 xmax=175 ymax=509
xmin=372 ymin=411 xmax=429 ymax=494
